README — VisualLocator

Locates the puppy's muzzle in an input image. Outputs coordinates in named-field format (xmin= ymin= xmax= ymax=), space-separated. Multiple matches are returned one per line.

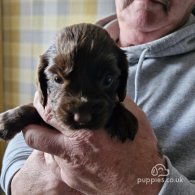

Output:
xmin=74 ymin=112 xmax=91 ymax=125
xmin=60 ymin=99 xmax=112 ymax=130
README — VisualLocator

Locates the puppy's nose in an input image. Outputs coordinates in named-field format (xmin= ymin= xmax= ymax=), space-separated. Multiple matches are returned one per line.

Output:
xmin=74 ymin=112 xmax=92 ymax=124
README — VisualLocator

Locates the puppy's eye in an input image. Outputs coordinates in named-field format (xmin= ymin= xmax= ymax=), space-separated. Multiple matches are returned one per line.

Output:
xmin=54 ymin=75 xmax=63 ymax=84
xmin=102 ymin=76 xmax=114 ymax=88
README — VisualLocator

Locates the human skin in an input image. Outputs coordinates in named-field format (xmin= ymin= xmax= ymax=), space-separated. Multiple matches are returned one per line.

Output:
xmin=115 ymin=0 xmax=195 ymax=46
xmin=10 ymin=0 xmax=195 ymax=194
xmin=12 ymin=94 xmax=165 ymax=195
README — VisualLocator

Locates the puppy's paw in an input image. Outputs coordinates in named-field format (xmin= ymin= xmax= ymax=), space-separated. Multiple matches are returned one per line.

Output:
xmin=0 ymin=114 xmax=7 ymax=140
xmin=0 ymin=104 xmax=44 ymax=140
xmin=106 ymin=103 xmax=138 ymax=142
xmin=0 ymin=113 xmax=15 ymax=140
xmin=0 ymin=110 xmax=22 ymax=140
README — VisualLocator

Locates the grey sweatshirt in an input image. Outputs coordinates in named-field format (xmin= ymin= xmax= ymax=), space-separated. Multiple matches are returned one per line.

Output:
xmin=123 ymin=15 xmax=195 ymax=194
xmin=1 ymin=15 xmax=195 ymax=195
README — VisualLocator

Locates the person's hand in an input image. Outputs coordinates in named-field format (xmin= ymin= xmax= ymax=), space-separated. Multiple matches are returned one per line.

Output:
xmin=22 ymin=92 xmax=165 ymax=195
xmin=11 ymin=150 xmax=82 ymax=195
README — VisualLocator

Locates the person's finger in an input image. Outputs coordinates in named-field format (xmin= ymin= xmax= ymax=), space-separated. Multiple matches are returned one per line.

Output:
xmin=33 ymin=92 xmax=53 ymax=122
xmin=33 ymin=91 xmax=44 ymax=115
xmin=23 ymin=124 xmax=66 ymax=157
xmin=123 ymin=96 xmax=145 ymax=118
xmin=33 ymin=92 xmax=66 ymax=133
xmin=123 ymin=96 xmax=158 ymax=141
xmin=123 ymin=95 xmax=152 ymax=128
xmin=22 ymin=124 xmax=99 ymax=165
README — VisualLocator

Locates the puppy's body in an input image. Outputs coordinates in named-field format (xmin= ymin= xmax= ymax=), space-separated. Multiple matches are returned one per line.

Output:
xmin=0 ymin=23 xmax=138 ymax=142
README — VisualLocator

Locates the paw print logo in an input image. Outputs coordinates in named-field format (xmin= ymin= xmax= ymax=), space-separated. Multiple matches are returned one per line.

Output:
xmin=151 ymin=164 xmax=169 ymax=177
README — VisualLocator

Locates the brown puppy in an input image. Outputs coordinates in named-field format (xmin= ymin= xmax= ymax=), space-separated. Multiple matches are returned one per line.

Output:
xmin=0 ymin=23 xmax=138 ymax=142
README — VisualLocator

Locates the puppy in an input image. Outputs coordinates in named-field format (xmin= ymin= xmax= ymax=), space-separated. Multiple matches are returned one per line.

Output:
xmin=0 ymin=23 xmax=138 ymax=142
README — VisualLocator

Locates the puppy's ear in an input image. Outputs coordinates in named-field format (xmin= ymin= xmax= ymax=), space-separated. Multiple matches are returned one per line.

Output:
xmin=36 ymin=44 xmax=56 ymax=107
xmin=117 ymin=50 xmax=128 ymax=102
xmin=36 ymin=54 xmax=48 ymax=107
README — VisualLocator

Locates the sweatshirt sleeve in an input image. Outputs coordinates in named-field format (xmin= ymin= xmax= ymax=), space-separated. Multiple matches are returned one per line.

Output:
xmin=159 ymin=156 xmax=195 ymax=195
xmin=0 ymin=132 xmax=32 ymax=195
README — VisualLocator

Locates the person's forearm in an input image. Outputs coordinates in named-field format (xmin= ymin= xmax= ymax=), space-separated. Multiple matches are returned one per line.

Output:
xmin=0 ymin=132 xmax=32 ymax=195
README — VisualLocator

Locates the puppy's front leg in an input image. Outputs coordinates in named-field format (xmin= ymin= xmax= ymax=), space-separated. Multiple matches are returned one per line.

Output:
xmin=106 ymin=103 xmax=138 ymax=142
xmin=0 ymin=103 xmax=43 ymax=140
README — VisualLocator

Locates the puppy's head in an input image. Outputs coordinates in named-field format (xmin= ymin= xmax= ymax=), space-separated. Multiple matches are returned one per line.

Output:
xmin=36 ymin=23 xmax=128 ymax=130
